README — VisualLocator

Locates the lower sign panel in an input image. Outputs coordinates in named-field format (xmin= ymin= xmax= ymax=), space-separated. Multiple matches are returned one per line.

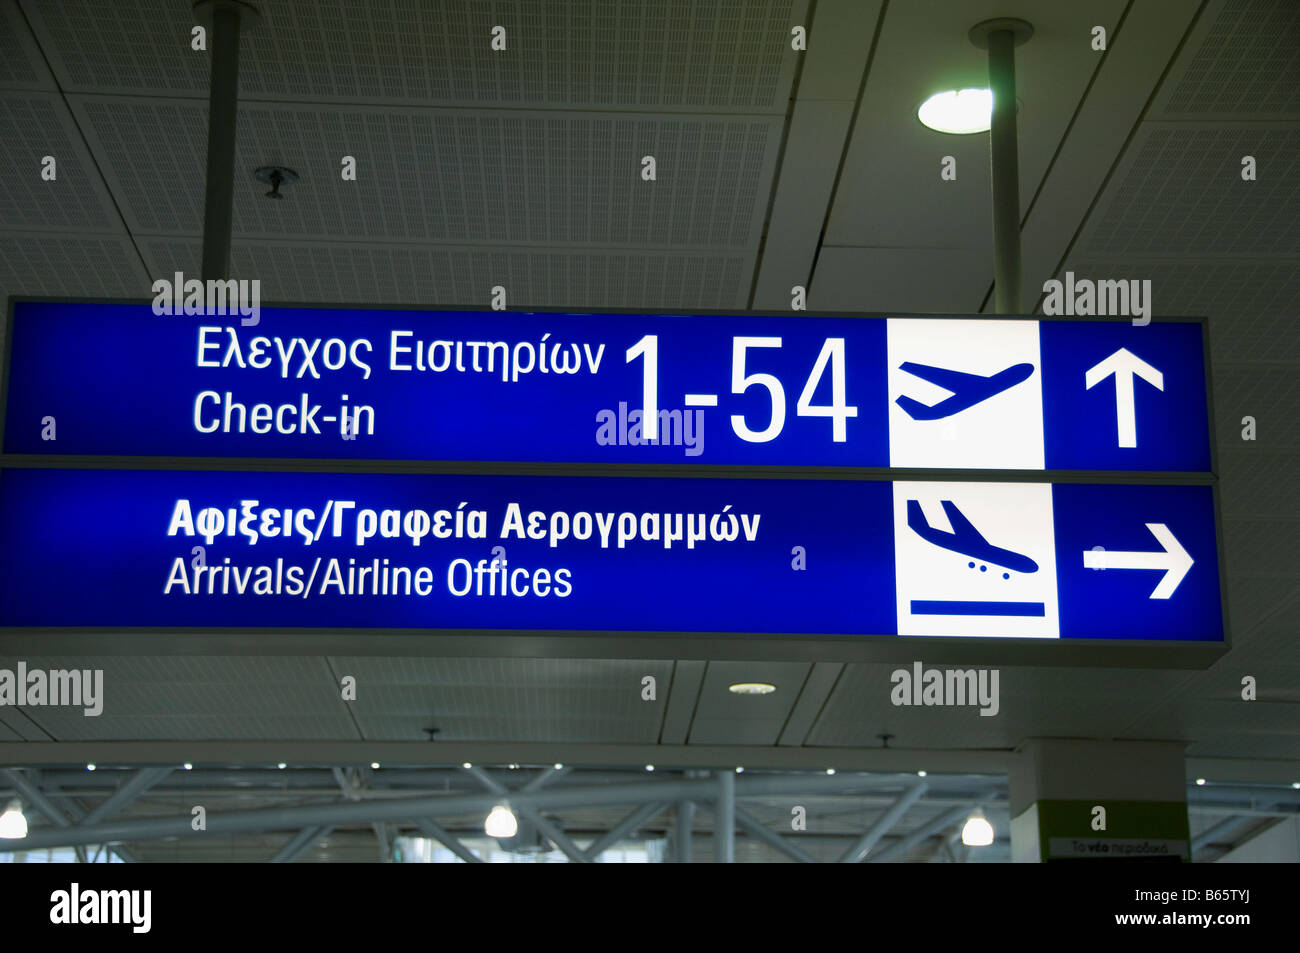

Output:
xmin=0 ymin=469 xmax=1223 ymax=641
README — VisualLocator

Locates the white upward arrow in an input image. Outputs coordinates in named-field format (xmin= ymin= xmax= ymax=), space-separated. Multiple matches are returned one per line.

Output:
xmin=1085 ymin=348 xmax=1163 ymax=448
xmin=1082 ymin=523 xmax=1193 ymax=599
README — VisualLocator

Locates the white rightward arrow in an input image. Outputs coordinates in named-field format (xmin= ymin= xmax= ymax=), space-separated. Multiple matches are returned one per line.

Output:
xmin=1082 ymin=523 xmax=1193 ymax=599
xmin=1085 ymin=348 xmax=1164 ymax=448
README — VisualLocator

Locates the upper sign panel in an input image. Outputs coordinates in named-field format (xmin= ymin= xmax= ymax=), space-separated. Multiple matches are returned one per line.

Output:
xmin=1 ymin=302 xmax=1212 ymax=471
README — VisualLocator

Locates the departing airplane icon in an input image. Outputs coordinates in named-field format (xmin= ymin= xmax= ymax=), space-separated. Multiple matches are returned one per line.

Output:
xmin=895 ymin=361 xmax=1035 ymax=420
xmin=906 ymin=499 xmax=1039 ymax=574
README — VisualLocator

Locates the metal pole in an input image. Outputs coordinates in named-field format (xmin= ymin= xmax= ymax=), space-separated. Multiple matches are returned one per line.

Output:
xmin=674 ymin=800 xmax=695 ymax=863
xmin=714 ymin=771 xmax=735 ymax=863
xmin=971 ymin=18 xmax=1032 ymax=314
xmin=988 ymin=29 xmax=1020 ymax=313
xmin=200 ymin=2 xmax=245 ymax=280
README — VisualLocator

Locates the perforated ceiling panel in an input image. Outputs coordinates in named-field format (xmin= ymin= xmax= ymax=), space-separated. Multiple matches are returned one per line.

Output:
xmin=1219 ymin=454 xmax=1300 ymax=518
xmin=1214 ymin=365 xmax=1300 ymax=449
xmin=27 ymin=0 xmax=805 ymax=111
xmin=0 ymin=94 xmax=117 ymax=232
xmin=0 ymin=2 xmax=48 ymax=89
xmin=803 ymin=663 xmax=1194 ymax=750
xmin=0 ymin=656 xmax=358 ymax=741
xmin=1044 ymin=261 xmax=1300 ymax=364
xmin=1227 ymin=589 xmax=1300 ymax=664
xmin=0 ymin=234 xmax=146 ymax=295
xmin=141 ymin=238 xmax=751 ymax=309
xmin=330 ymin=657 xmax=672 ymax=743
xmin=72 ymin=98 xmax=780 ymax=250
xmin=1225 ymin=576 xmax=1299 ymax=636
xmin=1224 ymin=518 xmax=1300 ymax=576
xmin=1153 ymin=0 xmax=1300 ymax=119
xmin=1078 ymin=125 xmax=1300 ymax=258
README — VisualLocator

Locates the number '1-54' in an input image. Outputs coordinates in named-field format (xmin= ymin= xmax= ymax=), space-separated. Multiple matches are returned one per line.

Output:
xmin=625 ymin=335 xmax=858 ymax=444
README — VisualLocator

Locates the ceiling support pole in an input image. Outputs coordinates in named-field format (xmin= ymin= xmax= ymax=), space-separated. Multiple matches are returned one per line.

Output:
xmin=674 ymin=800 xmax=695 ymax=863
xmin=714 ymin=770 xmax=735 ymax=863
xmin=972 ymin=18 xmax=1033 ymax=314
xmin=196 ymin=1 xmax=259 ymax=280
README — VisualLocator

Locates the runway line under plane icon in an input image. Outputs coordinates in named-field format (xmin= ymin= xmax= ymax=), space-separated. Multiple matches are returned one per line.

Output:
xmin=895 ymin=361 xmax=1035 ymax=420
xmin=906 ymin=500 xmax=1039 ymax=574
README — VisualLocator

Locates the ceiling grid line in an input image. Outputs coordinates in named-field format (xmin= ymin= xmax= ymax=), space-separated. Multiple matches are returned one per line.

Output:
xmin=802 ymin=0 xmax=887 ymax=293
xmin=743 ymin=0 xmax=816 ymax=308
xmin=11 ymin=0 xmax=151 ymax=283
xmin=1034 ymin=0 xmax=1211 ymax=313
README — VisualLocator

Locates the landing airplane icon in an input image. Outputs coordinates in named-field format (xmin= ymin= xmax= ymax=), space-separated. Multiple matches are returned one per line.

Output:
xmin=906 ymin=499 xmax=1039 ymax=574
xmin=895 ymin=361 xmax=1035 ymax=420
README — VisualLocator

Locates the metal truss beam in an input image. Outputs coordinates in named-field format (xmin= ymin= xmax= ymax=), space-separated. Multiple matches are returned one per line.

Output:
xmin=866 ymin=804 xmax=972 ymax=863
xmin=82 ymin=766 xmax=173 ymax=827
xmin=583 ymin=802 xmax=667 ymax=861
xmin=838 ymin=781 xmax=928 ymax=863
xmin=733 ymin=804 xmax=817 ymax=863
xmin=412 ymin=818 xmax=484 ymax=864
xmin=270 ymin=825 xmax=332 ymax=864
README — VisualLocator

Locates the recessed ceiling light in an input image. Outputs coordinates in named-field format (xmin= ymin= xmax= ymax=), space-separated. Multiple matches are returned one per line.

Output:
xmin=728 ymin=682 xmax=776 ymax=695
xmin=917 ymin=88 xmax=993 ymax=134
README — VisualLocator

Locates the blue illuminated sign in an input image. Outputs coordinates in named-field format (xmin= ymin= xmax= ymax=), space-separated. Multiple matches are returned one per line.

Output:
xmin=2 ymin=302 xmax=1211 ymax=471
xmin=0 ymin=468 xmax=1223 ymax=640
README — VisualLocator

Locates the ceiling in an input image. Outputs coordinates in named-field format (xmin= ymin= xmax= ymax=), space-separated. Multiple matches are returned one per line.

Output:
xmin=0 ymin=0 xmax=1298 ymax=861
